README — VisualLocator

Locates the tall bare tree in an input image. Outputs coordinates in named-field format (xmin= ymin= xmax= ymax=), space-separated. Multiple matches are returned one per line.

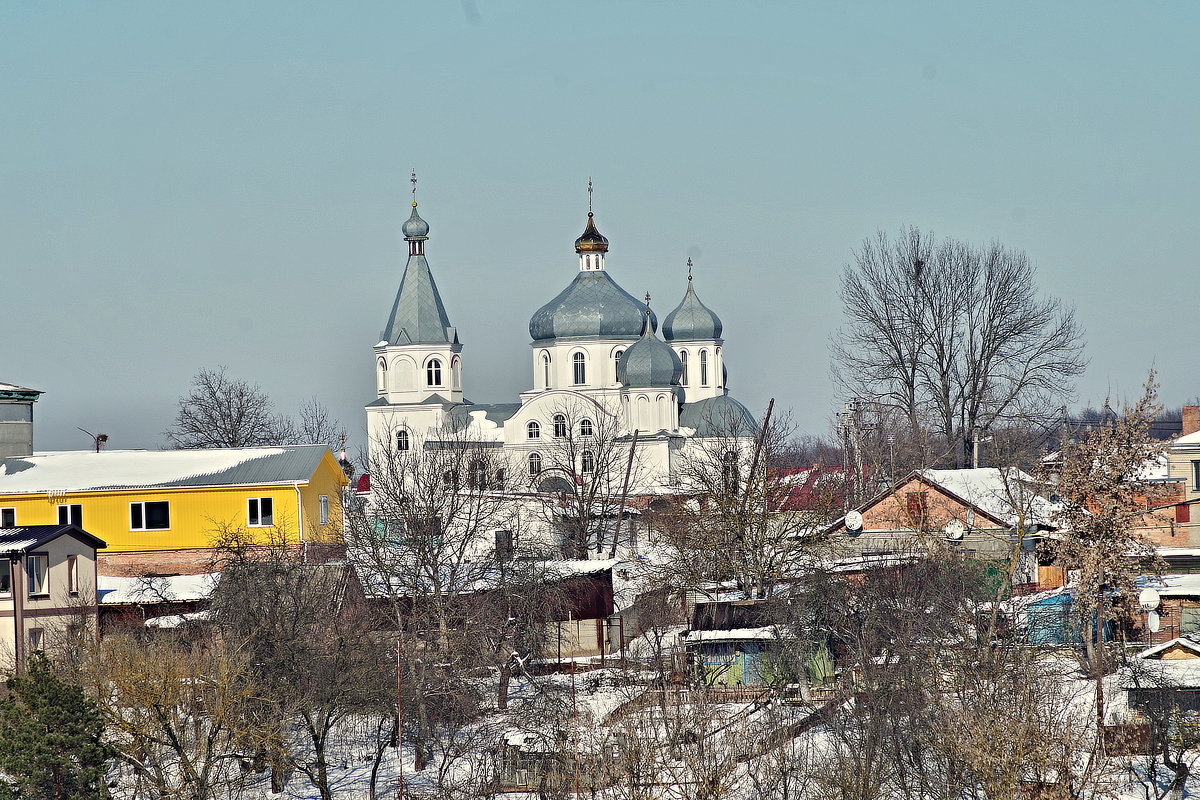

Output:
xmin=832 ymin=227 xmax=1086 ymax=468
xmin=164 ymin=366 xmax=296 ymax=448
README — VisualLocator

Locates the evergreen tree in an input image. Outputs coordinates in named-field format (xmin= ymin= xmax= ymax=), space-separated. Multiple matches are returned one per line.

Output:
xmin=0 ymin=653 xmax=113 ymax=800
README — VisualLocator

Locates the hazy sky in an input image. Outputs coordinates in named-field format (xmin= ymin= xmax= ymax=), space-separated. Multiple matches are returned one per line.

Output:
xmin=3 ymin=2 xmax=1198 ymax=453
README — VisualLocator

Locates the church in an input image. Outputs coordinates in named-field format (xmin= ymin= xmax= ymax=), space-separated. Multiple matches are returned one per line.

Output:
xmin=364 ymin=192 xmax=758 ymax=494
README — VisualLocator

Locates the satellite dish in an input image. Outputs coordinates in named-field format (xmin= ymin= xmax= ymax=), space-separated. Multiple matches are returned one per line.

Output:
xmin=1148 ymin=610 xmax=1161 ymax=634
xmin=845 ymin=510 xmax=863 ymax=532
xmin=943 ymin=520 xmax=967 ymax=541
xmin=1139 ymin=588 xmax=1161 ymax=611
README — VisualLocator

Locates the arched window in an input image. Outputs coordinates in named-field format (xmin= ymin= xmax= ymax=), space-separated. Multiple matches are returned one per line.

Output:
xmin=581 ymin=450 xmax=595 ymax=475
xmin=579 ymin=418 xmax=594 ymax=437
xmin=469 ymin=459 xmax=487 ymax=489
xmin=542 ymin=353 xmax=551 ymax=388
xmin=427 ymin=358 xmax=443 ymax=387
xmin=526 ymin=421 xmax=541 ymax=439
xmin=395 ymin=429 xmax=410 ymax=452
xmin=451 ymin=357 xmax=462 ymax=390
xmin=528 ymin=452 xmax=543 ymax=477
xmin=572 ymin=352 xmax=586 ymax=385
xmin=378 ymin=358 xmax=388 ymax=394
xmin=443 ymin=469 xmax=459 ymax=489
xmin=699 ymin=350 xmax=709 ymax=386
xmin=680 ymin=350 xmax=689 ymax=385
xmin=553 ymin=414 xmax=568 ymax=438
xmin=722 ymin=450 xmax=739 ymax=492
xmin=614 ymin=349 xmax=625 ymax=374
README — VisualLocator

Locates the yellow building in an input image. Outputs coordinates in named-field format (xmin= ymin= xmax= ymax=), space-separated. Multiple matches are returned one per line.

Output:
xmin=0 ymin=445 xmax=347 ymax=575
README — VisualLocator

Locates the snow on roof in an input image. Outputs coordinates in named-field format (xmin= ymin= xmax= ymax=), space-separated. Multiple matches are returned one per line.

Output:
xmin=1120 ymin=657 xmax=1200 ymax=688
xmin=0 ymin=445 xmax=331 ymax=493
xmin=1157 ymin=546 xmax=1200 ymax=559
xmin=682 ymin=626 xmax=779 ymax=644
xmin=1136 ymin=573 xmax=1200 ymax=598
xmin=98 ymin=573 xmax=218 ymax=605
xmin=1138 ymin=453 xmax=1171 ymax=481
xmin=1136 ymin=637 xmax=1200 ymax=660
xmin=1174 ymin=430 xmax=1200 ymax=446
xmin=920 ymin=468 xmax=1057 ymax=527
xmin=144 ymin=610 xmax=212 ymax=629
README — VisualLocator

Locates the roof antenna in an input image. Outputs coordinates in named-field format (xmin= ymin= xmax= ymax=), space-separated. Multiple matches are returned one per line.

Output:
xmin=411 ymin=169 xmax=418 ymax=207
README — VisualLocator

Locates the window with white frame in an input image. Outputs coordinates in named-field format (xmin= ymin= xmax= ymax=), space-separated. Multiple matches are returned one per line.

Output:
xmin=426 ymin=358 xmax=443 ymax=387
xmin=680 ymin=350 xmax=689 ymax=385
xmin=700 ymin=349 xmax=709 ymax=386
xmin=553 ymin=414 xmax=568 ymax=438
xmin=396 ymin=429 xmax=411 ymax=452
xmin=319 ymin=495 xmax=330 ymax=525
xmin=29 ymin=628 xmax=44 ymax=652
xmin=57 ymin=504 xmax=82 ymax=527
xmin=0 ymin=508 xmax=14 ymax=528
xmin=580 ymin=419 xmax=594 ymax=437
xmin=248 ymin=497 xmax=274 ymax=527
xmin=27 ymin=554 xmax=48 ymax=596
xmin=528 ymin=452 xmax=543 ymax=477
xmin=527 ymin=420 xmax=541 ymax=439
xmin=130 ymin=501 xmax=170 ymax=531
xmin=581 ymin=450 xmax=595 ymax=475
xmin=67 ymin=554 xmax=79 ymax=595
xmin=572 ymin=352 xmax=587 ymax=385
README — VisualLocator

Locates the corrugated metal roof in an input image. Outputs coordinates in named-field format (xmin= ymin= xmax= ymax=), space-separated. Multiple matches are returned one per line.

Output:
xmin=0 ymin=524 xmax=106 ymax=551
xmin=0 ymin=445 xmax=333 ymax=493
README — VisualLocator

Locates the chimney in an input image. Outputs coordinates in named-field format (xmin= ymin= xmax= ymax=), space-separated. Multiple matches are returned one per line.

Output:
xmin=1184 ymin=406 xmax=1200 ymax=437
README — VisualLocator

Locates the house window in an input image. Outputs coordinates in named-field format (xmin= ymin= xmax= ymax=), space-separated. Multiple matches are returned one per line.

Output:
xmin=27 ymin=554 xmax=48 ymax=596
xmin=319 ymin=495 xmax=330 ymax=525
xmin=553 ymin=414 xmax=568 ymax=438
xmin=1183 ymin=607 xmax=1200 ymax=636
xmin=495 ymin=468 xmax=507 ymax=488
xmin=680 ymin=351 xmax=689 ymax=385
xmin=0 ymin=508 xmax=13 ymax=528
xmin=580 ymin=419 xmax=594 ymax=437
xmin=67 ymin=554 xmax=79 ymax=595
xmin=426 ymin=358 xmax=443 ymax=387
xmin=528 ymin=452 xmax=543 ymax=477
xmin=526 ymin=421 xmax=541 ymax=439
xmin=28 ymin=628 xmax=44 ymax=653
xmin=396 ymin=429 xmax=411 ymax=452
xmin=1193 ymin=460 xmax=1200 ymax=491
xmin=248 ymin=498 xmax=274 ymax=527
xmin=130 ymin=501 xmax=170 ymax=531
xmin=700 ymin=350 xmax=709 ymax=386
xmin=906 ymin=492 xmax=929 ymax=528
xmin=0 ymin=560 xmax=10 ymax=595
xmin=57 ymin=504 xmax=82 ymax=527
xmin=573 ymin=352 xmax=587 ymax=385
xmin=581 ymin=450 xmax=595 ymax=475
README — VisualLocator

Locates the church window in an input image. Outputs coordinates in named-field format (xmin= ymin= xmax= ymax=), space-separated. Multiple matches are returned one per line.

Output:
xmin=526 ymin=421 xmax=541 ymax=439
xmin=396 ymin=429 xmax=410 ymax=452
xmin=426 ymin=358 xmax=443 ymax=387
xmin=542 ymin=353 xmax=551 ymax=388
xmin=722 ymin=451 xmax=739 ymax=492
xmin=680 ymin=351 xmax=689 ymax=385
xmin=553 ymin=414 xmax=568 ymax=438
xmin=580 ymin=418 xmax=594 ymax=437
xmin=451 ymin=357 xmax=462 ymax=390
xmin=469 ymin=459 xmax=488 ymax=489
xmin=614 ymin=349 xmax=625 ymax=380
xmin=443 ymin=469 xmax=460 ymax=489
xmin=700 ymin=350 xmax=709 ymax=386
xmin=581 ymin=450 xmax=595 ymax=475
xmin=528 ymin=452 xmax=543 ymax=477
xmin=573 ymin=352 xmax=587 ymax=385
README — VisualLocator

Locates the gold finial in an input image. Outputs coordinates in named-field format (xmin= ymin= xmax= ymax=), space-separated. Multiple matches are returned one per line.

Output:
xmin=687 ymin=257 xmax=693 ymax=281
xmin=411 ymin=169 xmax=418 ymax=207
xmin=587 ymin=178 xmax=593 ymax=215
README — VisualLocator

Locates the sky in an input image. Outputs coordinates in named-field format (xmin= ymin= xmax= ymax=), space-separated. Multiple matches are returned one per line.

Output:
xmin=3 ymin=2 xmax=1198 ymax=453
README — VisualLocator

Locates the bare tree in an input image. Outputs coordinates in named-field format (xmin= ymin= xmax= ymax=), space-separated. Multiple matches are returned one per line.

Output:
xmin=832 ymin=227 xmax=1086 ymax=468
xmin=164 ymin=366 xmax=296 ymax=448
xmin=297 ymin=397 xmax=347 ymax=451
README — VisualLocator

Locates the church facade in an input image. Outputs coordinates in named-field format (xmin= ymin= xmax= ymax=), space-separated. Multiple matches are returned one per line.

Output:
xmin=364 ymin=199 xmax=757 ymax=494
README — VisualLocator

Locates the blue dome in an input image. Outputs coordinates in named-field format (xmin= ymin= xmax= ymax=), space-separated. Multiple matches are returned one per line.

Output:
xmin=663 ymin=278 xmax=722 ymax=341
xmin=402 ymin=204 xmax=429 ymax=239
xmin=679 ymin=394 xmax=756 ymax=437
xmin=530 ymin=272 xmax=657 ymax=342
xmin=617 ymin=321 xmax=683 ymax=388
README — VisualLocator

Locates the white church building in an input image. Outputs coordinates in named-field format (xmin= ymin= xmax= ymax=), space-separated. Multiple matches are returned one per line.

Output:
xmin=364 ymin=197 xmax=758 ymax=494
